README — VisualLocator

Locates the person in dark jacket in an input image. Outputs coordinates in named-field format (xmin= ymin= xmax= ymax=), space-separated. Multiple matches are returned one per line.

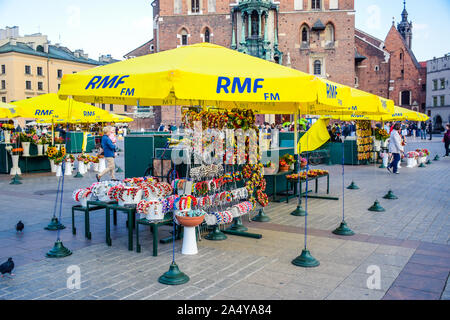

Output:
xmin=443 ymin=124 xmax=450 ymax=157
xmin=420 ymin=121 xmax=427 ymax=139
xmin=427 ymin=120 xmax=433 ymax=140
xmin=96 ymin=127 xmax=117 ymax=181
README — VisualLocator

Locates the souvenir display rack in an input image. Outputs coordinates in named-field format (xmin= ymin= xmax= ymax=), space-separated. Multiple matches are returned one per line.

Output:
xmin=356 ymin=120 xmax=374 ymax=164
xmin=179 ymin=107 xmax=270 ymax=240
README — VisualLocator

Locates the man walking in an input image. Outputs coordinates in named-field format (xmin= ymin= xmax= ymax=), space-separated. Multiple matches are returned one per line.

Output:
xmin=96 ymin=126 xmax=117 ymax=182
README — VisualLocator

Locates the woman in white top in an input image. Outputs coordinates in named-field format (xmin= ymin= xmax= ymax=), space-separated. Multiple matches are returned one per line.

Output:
xmin=387 ymin=123 xmax=404 ymax=174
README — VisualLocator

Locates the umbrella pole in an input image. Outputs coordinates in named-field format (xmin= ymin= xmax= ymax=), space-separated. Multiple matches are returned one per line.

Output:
xmin=291 ymin=106 xmax=305 ymax=216
xmin=51 ymin=120 xmax=54 ymax=146
xmin=292 ymin=105 xmax=318 ymax=268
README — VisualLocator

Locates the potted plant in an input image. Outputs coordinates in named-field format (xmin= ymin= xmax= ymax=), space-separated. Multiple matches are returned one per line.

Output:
xmin=35 ymin=136 xmax=45 ymax=156
xmin=98 ymin=154 xmax=106 ymax=172
xmin=65 ymin=154 xmax=75 ymax=176
xmin=54 ymin=155 xmax=65 ymax=177
xmin=91 ymin=156 xmax=100 ymax=172
xmin=77 ymin=154 xmax=88 ymax=174
xmin=2 ymin=123 xmax=14 ymax=143
xmin=9 ymin=147 xmax=23 ymax=175
xmin=415 ymin=149 xmax=426 ymax=164
xmin=300 ymin=156 xmax=308 ymax=168
xmin=374 ymin=128 xmax=390 ymax=149
xmin=19 ymin=133 xmax=33 ymax=156
xmin=280 ymin=153 xmax=295 ymax=171
xmin=406 ymin=151 xmax=417 ymax=167
xmin=46 ymin=146 xmax=58 ymax=172
xmin=279 ymin=159 xmax=289 ymax=172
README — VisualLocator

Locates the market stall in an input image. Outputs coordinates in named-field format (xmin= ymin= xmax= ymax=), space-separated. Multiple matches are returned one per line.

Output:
xmin=57 ymin=42 xmax=396 ymax=282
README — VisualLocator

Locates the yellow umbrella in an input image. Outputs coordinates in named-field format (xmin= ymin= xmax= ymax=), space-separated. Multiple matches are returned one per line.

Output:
xmin=384 ymin=106 xmax=429 ymax=122
xmin=0 ymin=101 xmax=15 ymax=118
xmin=108 ymin=113 xmax=133 ymax=123
xmin=58 ymin=42 xmax=321 ymax=114
xmin=330 ymin=106 xmax=428 ymax=122
xmin=12 ymin=93 xmax=113 ymax=123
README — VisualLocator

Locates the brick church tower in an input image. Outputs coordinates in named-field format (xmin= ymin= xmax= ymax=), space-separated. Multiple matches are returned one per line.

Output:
xmin=355 ymin=0 xmax=426 ymax=112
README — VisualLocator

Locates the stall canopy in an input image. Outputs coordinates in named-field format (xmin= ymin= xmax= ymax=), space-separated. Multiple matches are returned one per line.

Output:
xmin=109 ymin=113 xmax=133 ymax=123
xmin=0 ymin=101 xmax=15 ymax=118
xmin=329 ymin=105 xmax=429 ymax=122
xmin=58 ymin=42 xmax=339 ymax=114
xmin=297 ymin=118 xmax=331 ymax=153
xmin=59 ymin=42 xmax=396 ymax=118
xmin=11 ymin=93 xmax=113 ymax=123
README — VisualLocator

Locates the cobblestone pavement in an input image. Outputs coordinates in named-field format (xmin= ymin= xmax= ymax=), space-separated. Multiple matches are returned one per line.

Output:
xmin=0 ymin=137 xmax=448 ymax=300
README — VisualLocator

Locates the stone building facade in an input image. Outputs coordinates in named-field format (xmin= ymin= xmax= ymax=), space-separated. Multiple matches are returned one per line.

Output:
xmin=426 ymin=55 xmax=450 ymax=132
xmin=0 ymin=27 xmax=126 ymax=127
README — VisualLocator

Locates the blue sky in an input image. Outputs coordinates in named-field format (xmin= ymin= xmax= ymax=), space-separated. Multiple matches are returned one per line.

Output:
xmin=0 ymin=0 xmax=449 ymax=62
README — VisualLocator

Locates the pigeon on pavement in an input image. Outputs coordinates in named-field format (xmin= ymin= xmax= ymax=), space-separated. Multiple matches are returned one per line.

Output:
xmin=0 ymin=258 xmax=15 ymax=277
xmin=16 ymin=221 xmax=24 ymax=233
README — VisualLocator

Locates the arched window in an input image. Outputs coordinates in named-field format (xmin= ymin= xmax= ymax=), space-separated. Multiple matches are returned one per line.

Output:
xmin=204 ymin=28 xmax=210 ymax=43
xmin=325 ymin=24 xmax=334 ymax=45
xmin=36 ymin=45 xmax=44 ymax=52
xmin=314 ymin=60 xmax=321 ymax=75
xmin=180 ymin=28 xmax=188 ymax=46
xmin=191 ymin=0 xmax=199 ymax=13
xmin=301 ymin=25 xmax=309 ymax=43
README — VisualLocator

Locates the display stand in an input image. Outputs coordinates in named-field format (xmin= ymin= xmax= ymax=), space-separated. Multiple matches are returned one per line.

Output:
xmin=181 ymin=226 xmax=198 ymax=255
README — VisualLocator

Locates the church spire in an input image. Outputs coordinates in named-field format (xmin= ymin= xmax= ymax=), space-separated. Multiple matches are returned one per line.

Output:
xmin=401 ymin=0 xmax=408 ymax=21
xmin=397 ymin=0 xmax=412 ymax=49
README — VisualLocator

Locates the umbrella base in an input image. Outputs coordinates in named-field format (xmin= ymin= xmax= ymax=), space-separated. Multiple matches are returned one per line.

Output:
xmin=368 ymin=200 xmax=385 ymax=212
xmin=383 ymin=190 xmax=398 ymax=200
xmin=10 ymin=176 xmax=22 ymax=185
xmin=290 ymin=205 xmax=306 ymax=216
xmin=252 ymin=209 xmax=270 ymax=222
xmin=347 ymin=181 xmax=359 ymax=190
xmin=45 ymin=217 xmax=66 ymax=230
xmin=332 ymin=221 xmax=355 ymax=236
xmin=292 ymin=249 xmax=320 ymax=268
xmin=204 ymin=225 xmax=227 ymax=241
xmin=46 ymin=240 xmax=72 ymax=258
xmin=227 ymin=217 xmax=248 ymax=232
xmin=158 ymin=262 xmax=189 ymax=285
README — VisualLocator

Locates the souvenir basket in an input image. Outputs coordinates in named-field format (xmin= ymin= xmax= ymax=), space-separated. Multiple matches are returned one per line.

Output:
xmin=137 ymin=200 xmax=164 ymax=220
xmin=141 ymin=181 xmax=173 ymax=200
xmin=73 ymin=188 xmax=92 ymax=207
xmin=118 ymin=187 xmax=142 ymax=206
